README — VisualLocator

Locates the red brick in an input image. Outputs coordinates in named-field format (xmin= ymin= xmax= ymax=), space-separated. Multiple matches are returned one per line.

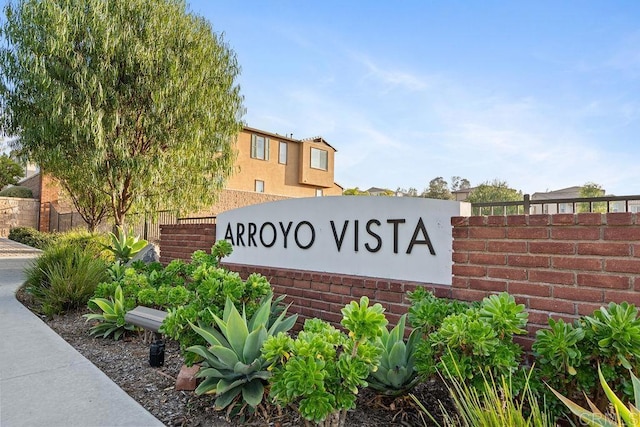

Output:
xmin=452 ymin=252 xmax=469 ymax=263
xmin=175 ymin=364 xmax=200 ymax=391
xmin=468 ymin=278 xmax=507 ymax=292
xmin=487 ymin=267 xmax=527 ymax=281
xmin=577 ymin=242 xmax=630 ymax=257
xmin=452 ymin=227 xmax=469 ymax=238
xmin=551 ymin=227 xmax=601 ymax=240
xmin=352 ymin=288 xmax=376 ymax=299
xmin=469 ymin=227 xmax=506 ymax=239
xmin=577 ymin=303 xmax=604 ymax=316
xmin=605 ymin=259 xmax=640 ymax=274
xmin=508 ymin=255 xmax=550 ymax=268
xmin=310 ymin=299 xmax=330 ymax=311
xmin=389 ymin=282 xmax=404 ymax=292
xmin=529 ymin=270 xmax=575 ymax=285
xmin=514 ymin=336 xmax=534 ymax=352
xmin=529 ymin=297 xmax=575 ymax=314
xmin=577 ymin=274 xmax=631 ymax=289
xmin=432 ymin=286 xmax=453 ymax=298
xmin=577 ymin=213 xmax=604 ymax=226
xmin=607 ymin=212 xmax=633 ymax=225
xmin=529 ymin=215 xmax=550 ymax=226
xmin=552 ymin=256 xmax=602 ymax=271
xmin=634 ymin=244 xmax=640 ymax=258
xmin=487 ymin=216 xmax=506 ymax=226
xmin=344 ymin=277 xmax=365 ymax=288
xmin=330 ymin=284 xmax=352 ymax=295
xmin=506 ymin=215 xmax=527 ymax=226
xmin=452 ymin=265 xmax=486 ymax=277
xmin=364 ymin=279 xmax=379 ymax=289
xmin=386 ymin=302 xmax=411 ymax=317
xmin=294 ymin=279 xmax=311 ymax=290
xmin=453 ymin=240 xmax=486 ymax=251
xmin=451 ymin=216 xmax=468 ymax=226
xmin=553 ymin=286 xmax=603 ymax=302
xmin=451 ymin=288 xmax=489 ymax=303
xmin=377 ymin=290 xmax=404 ymax=303
xmin=604 ymin=228 xmax=640 ymax=241
xmin=469 ymin=253 xmax=506 ymax=265
xmin=604 ymin=290 xmax=640 ymax=306
xmin=322 ymin=292 xmax=344 ymax=304
xmin=469 ymin=216 xmax=487 ymax=226
xmin=551 ymin=214 xmax=576 ymax=225
xmin=311 ymin=282 xmax=331 ymax=293
xmin=527 ymin=310 xmax=554 ymax=325
xmin=529 ymin=242 xmax=575 ymax=255
xmin=507 ymin=227 xmax=549 ymax=239
xmin=508 ymin=282 xmax=551 ymax=297
xmin=452 ymin=276 xmax=468 ymax=288
xmin=487 ymin=241 xmax=527 ymax=253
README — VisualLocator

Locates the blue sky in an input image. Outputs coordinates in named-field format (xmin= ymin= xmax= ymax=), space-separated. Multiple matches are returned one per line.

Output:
xmin=187 ymin=1 xmax=640 ymax=196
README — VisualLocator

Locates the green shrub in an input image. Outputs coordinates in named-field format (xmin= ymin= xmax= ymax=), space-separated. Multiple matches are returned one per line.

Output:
xmin=0 ymin=185 xmax=33 ymax=198
xmin=533 ymin=302 xmax=640 ymax=418
xmin=84 ymin=285 xmax=137 ymax=340
xmin=262 ymin=297 xmax=387 ymax=426
xmin=9 ymin=226 xmax=56 ymax=249
xmin=25 ymin=244 xmax=108 ymax=316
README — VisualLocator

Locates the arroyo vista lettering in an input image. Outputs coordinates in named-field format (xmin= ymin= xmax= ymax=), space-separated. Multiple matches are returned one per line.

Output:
xmin=224 ymin=218 xmax=435 ymax=255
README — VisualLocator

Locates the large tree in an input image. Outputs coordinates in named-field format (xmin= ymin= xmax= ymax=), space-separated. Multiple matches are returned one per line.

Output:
xmin=1 ymin=0 xmax=244 ymax=227
xmin=0 ymin=154 xmax=23 ymax=188
xmin=466 ymin=179 xmax=522 ymax=215
xmin=421 ymin=176 xmax=453 ymax=200
xmin=578 ymin=182 xmax=606 ymax=213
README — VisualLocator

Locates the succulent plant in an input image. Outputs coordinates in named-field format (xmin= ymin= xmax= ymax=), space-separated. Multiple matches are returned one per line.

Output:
xmin=84 ymin=285 xmax=137 ymax=340
xmin=187 ymin=295 xmax=297 ymax=410
xmin=368 ymin=314 xmax=420 ymax=396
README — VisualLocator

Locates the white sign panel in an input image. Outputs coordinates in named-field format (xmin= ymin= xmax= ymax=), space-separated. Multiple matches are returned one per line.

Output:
xmin=216 ymin=196 xmax=471 ymax=285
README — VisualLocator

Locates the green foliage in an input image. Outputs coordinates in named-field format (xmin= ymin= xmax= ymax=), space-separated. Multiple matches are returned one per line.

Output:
xmin=414 ymin=365 xmax=554 ymax=427
xmin=8 ymin=226 xmax=56 ymax=249
xmin=467 ymin=179 xmax=522 ymax=215
xmin=25 ymin=244 xmax=108 ymax=317
xmin=84 ymin=285 xmax=137 ymax=340
xmin=533 ymin=302 xmax=640 ymax=419
xmin=421 ymin=177 xmax=453 ymax=200
xmin=187 ymin=296 xmax=297 ymax=411
xmin=342 ymin=187 xmax=370 ymax=196
xmin=367 ymin=314 xmax=421 ymax=396
xmin=549 ymin=366 xmax=640 ymax=427
xmin=414 ymin=292 xmax=527 ymax=392
xmin=1 ymin=0 xmax=244 ymax=226
xmin=103 ymin=226 xmax=148 ymax=263
xmin=407 ymin=287 xmax=468 ymax=334
xmin=578 ymin=182 xmax=606 ymax=213
xmin=263 ymin=297 xmax=387 ymax=425
xmin=0 ymin=154 xmax=23 ymax=187
xmin=0 ymin=185 xmax=32 ymax=198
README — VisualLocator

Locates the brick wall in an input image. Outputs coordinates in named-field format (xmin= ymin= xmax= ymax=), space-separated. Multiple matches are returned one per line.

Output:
xmin=160 ymin=213 xmax=640 ymax=345
xmin=452 ymin=213 xmax=640 ymax=347
xmin=0 ymin=197 xmax=40 ymax=237
xmin=159 ymin=224 xmax=217 ymax=264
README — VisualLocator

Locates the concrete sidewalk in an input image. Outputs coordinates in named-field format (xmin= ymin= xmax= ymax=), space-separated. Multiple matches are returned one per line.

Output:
xmin=0 ymin=252 xmax=164 ymax=426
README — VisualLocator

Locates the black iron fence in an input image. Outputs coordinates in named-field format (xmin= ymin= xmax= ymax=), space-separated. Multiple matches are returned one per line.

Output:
xmin=48 ymin=204 xmax=215 ymax=242
xmin=472 ymin=194 xmax=640 ymax=216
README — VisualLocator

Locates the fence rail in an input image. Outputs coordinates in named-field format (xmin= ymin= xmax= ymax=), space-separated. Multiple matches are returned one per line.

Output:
xmin=472 ymin=194 xmax=640 ymax=216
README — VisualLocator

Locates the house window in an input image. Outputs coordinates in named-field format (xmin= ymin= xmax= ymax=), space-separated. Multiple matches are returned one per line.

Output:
xmin=315 ymin=189 xmax=323 ymax=197
xmin=310 ymin=147 xmax=328 ymax=170
xmin=279 ymin=141 xmax=287 ymax=164
xmin=251 ymin=134 xmax=269 ymax=160
xmin=255 ymin=180 xmax=264 ymax=193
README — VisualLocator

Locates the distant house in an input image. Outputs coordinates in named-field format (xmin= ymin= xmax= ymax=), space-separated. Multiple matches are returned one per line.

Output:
xmin=530 ymin=186 xmax=603 ymax=214
xmin=451 ymin=187 xmax=475 ymax=202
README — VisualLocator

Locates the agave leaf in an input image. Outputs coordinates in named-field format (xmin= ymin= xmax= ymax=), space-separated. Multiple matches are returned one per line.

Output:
xmin=225 ymin=304 xmax=249 ymax=358
xmin=222 ymin=298 xmax=235 ymax=324
xmin=248 ymin=295 xmax=272 ymax=331
xmin=243 ymin=326 xmax=267 ymax=363
xmin=84 ymin=313 xmax=105 ymax=321
xmin=189 ymin=322 xmax=223 ymax=348
xmin=234 ymin=359 xmax=262 ymax=375
xmin=216 ymin=378 xmax=246 ymax=395
xmin=387 ymin=315 xmax=406 ymax=353
xmin=548 ymin=385 xmax=615 ymax=427
xmin=195 ymin=367 xmax=224 ymax=379
xmin=632 ymin=370 xmax=640 ymax=409
xmin=214 ymin=386 xmax=242 ymax=409
xmin=129 ymin=240 xmax=147 ymax=253
xmin=242 ymin=379 xmax=265 ymax=407
xmin=186 ymin=345 xmax=227 ymax=370
xmin=194 ymin=377 xmax=219 ymax=395
xmin=209 ymin=345 xmax=240 ymax=367
xmin=269 ymin=311 xmax=298 ymax=336
xmin=388 ymin=341 xmax=407 ymax=367
xmin=91 ymin=298 xmax=115 ymax=315
xmin=598 ymin=366 xmax=634 ymax=425
xmin=196 ymin=323 xmax=230 ymax=348
xmin=387 ymin=367 xmax=408 ymax=389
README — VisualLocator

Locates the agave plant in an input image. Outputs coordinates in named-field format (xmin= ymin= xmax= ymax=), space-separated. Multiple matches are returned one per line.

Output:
xmin=187 ymin=295 xmax=298 ymax=410
xmin=103 ymin=226 xmax=148 ymax=263
xmin=368 ymin=314 xmax=420 ymax=396
xmin=84 ymin=285 xmax=136 ymax=340
xmin=549 ymin=365 xmax=640 ymax=427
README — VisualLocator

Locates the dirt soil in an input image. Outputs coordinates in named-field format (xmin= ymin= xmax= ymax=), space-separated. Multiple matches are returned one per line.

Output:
xmin=16 ymin=288 xmax=455 ymax=426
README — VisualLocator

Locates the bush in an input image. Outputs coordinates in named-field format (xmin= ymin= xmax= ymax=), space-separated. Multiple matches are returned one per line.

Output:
xmin=24 ymin=244 xmax=108 ymax=317
xmin=0 ymin=185 xmax=33 ymax=198
xmin=9 ymin=226 xmax=56 ymax=249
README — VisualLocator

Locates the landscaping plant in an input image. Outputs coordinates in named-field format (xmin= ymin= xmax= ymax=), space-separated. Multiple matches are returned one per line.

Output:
xmin=549 ymin=365 xmax=640 ymax=427
xmin=187 ymin=295 xmax=297 ymax=412
xmin=367 ymin=313 xmax=421 ymax=396
xmin=533 ymin=302 xmax=640 ymax=418
xmin=414 ymin=292 xmax=528 ymax=392
xmin=84 ymin=284 xmax=137 ymax=340
xmin=102 ymin=226 xmax=148 ymax=263
xmin=262 ymin=296 xmax=387 ymax=426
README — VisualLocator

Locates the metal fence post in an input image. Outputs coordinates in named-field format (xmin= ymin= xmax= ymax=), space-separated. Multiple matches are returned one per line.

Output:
xmin=523 ymin=194 xmax=530 ymax=214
